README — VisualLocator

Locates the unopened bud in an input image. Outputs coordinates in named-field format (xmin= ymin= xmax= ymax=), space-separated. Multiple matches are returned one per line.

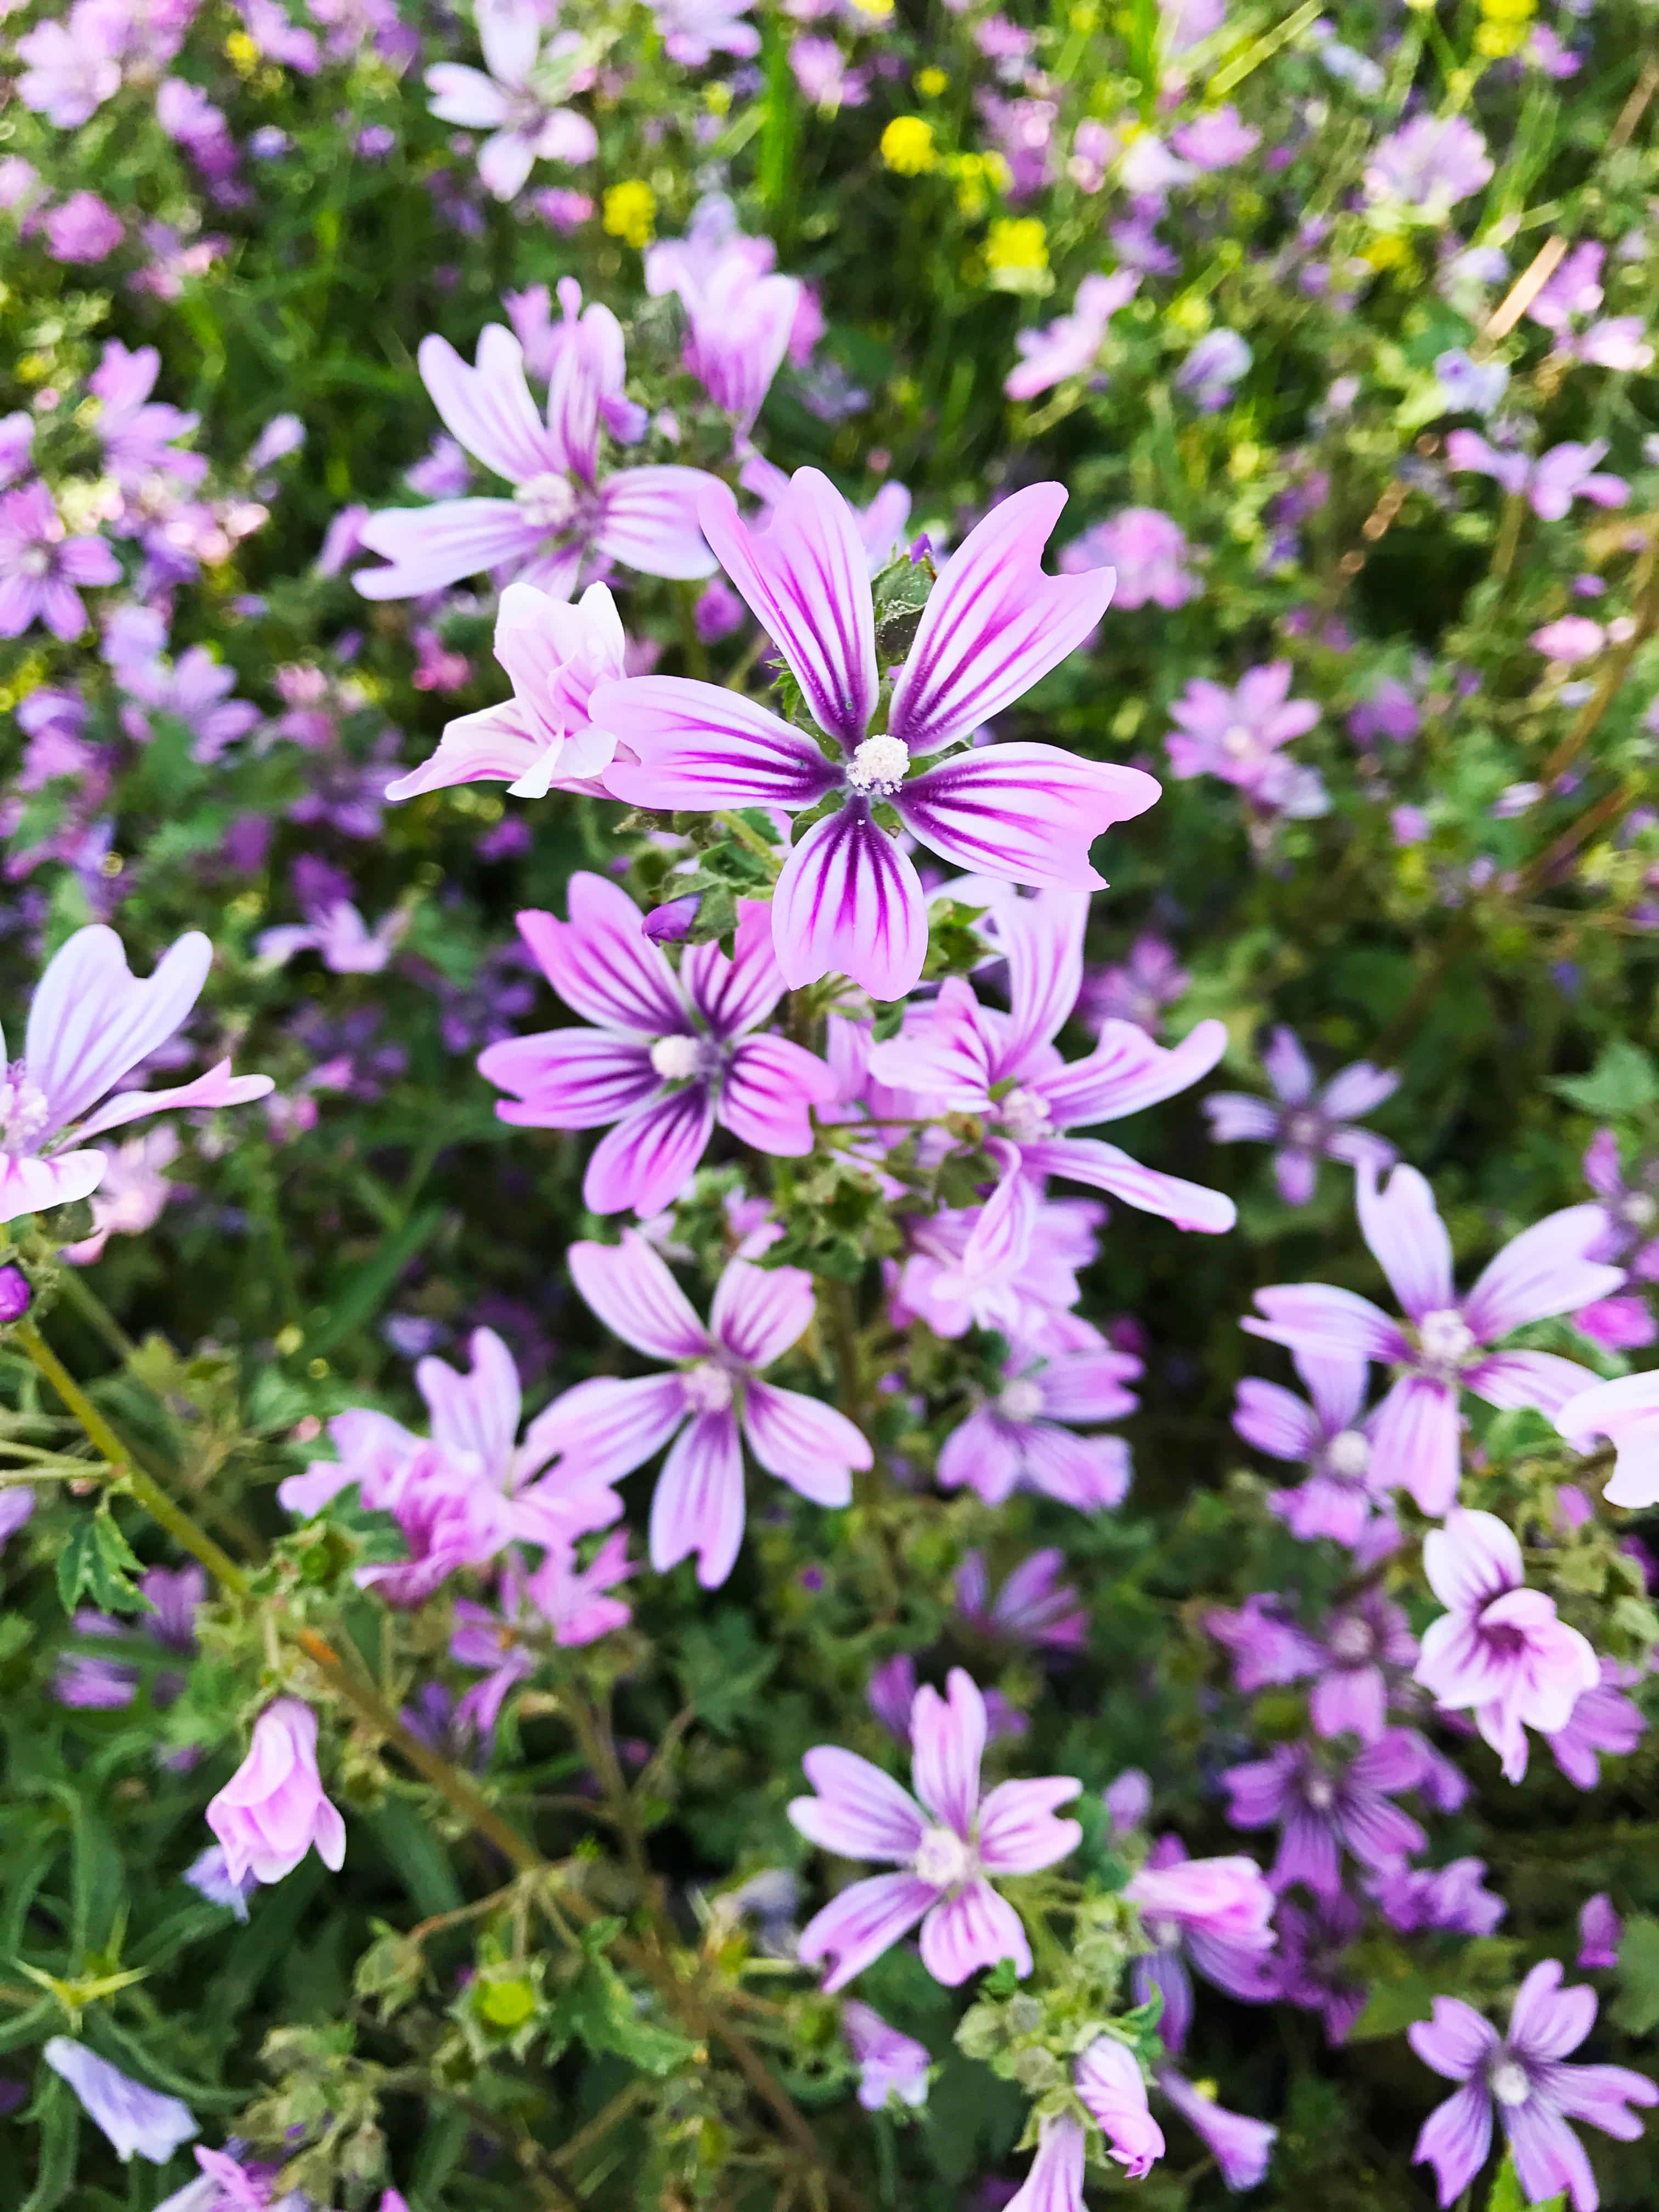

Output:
xmin=0 ymin=1266 xmax=32 ymax=1324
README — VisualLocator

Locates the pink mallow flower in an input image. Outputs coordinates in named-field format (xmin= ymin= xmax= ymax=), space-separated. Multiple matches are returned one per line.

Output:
xmin=1061 ymin=505 xmax=1200 ymax=610
xmin=1004 ymin=270 xmax=1139 ymax=399
xmin=1409 ymin=1960 xmax=1655 ymax=2210
xmin=355 ymin=314 xmax=716 ymax=601
xmin=938 ymin=1344 xmax=1141 ymax=1514
xmin=789 ymin=1668 xmax=1081 ymax=1989
xmin=1220 ymin=1731 xmax=1426 ymax=1896
xmin=1164 ymin=661 xmax=1321 ymax=804
xmin=424 ymin=0 xmax=597 ymax=200
xmin=644 ymin=195 xmax=801 ymax=431
xmin=1125 ymin=1839 xmax=1278 ymax=2053
xmin=0 ymin=481 xmax=120 ymax=639
xmin=842 ymin=2000 xmax=930 ymax=2111
xmin=0 ymin=924 xmax=272 ymax=1224
xmin=205 ymin=1699 xmax=347 ymax=1886
xmin=1246 ymin=1163 xmax=1622 ymax=1515
xmin=540 ymin=1231 xmax=871 ymax=1587
xmin=1556 ymin=1369 xmax=1659 ymax=1510
xmin=1446 ymin=432 xmax=1628 ymax=520
xmin=596 ymin=469 xmax=1154 ymax=1000
xmin=1234 ymin=1347 xmax=1389 ymax=1548
xmin=1204 ymin=1025 xmax=1397 ymax=1205
xmin=1414 ymin=1507 xmax=1599 ymax=1782
xmin=386 ymin=581 xmax=625 ymax=802
xmin=1006 ymin=2043 xmax=1167 ymax=2209
xmin=477 ymin=877 xmax=836 ymax=1217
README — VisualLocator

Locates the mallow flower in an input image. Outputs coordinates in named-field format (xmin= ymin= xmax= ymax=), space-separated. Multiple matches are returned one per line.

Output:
xmin=42 ymin=2040 xmax=196 ymax=2163
xmin=1556 ymin=1369 xmax=1659 ymax=1509
xmin=595 ymin=467 xmax=1155 ymax=998
xmin=204 ymin=1699 xmax=347 ymax=1887
xmin=1414 ymin=1508 xmax=1599 ymax=1782
xmin=1203 ymin=1025 xmax=1397 ymax=1206
xmin=477 ymin=877 xmax=836 ymax=1217
xmin=1410 ymin=1960 xmax=1655 ymax=2209
xmin=0 ymin=924 xmax=272 ymax=1224
xmin=540 ymin=1231 xmax=871 ymax=1587
xmin=354 ymin=313 xmax=717 ymax=601
xmin=842 ymin=2001 xmax=930 ymax=2111
xmin=789 ymin=1667 xmax=1081 ymax=1988
xmin=1246 ymin=1163 xmax=1622 ymax=1514
xmin=424 ymin=0 xmax=597 ymax=200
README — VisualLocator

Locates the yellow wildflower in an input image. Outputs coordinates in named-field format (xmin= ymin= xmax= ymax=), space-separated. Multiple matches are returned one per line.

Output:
xmin=603 ymin=181 xmax=657 ymax=249
xmin=880 ymin=116 xmax=938 ymax=176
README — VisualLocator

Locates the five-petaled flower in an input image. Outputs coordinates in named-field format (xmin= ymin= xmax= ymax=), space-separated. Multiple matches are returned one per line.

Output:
xmin=596 ymin=467 xmax=1156 ymax=999
xmin=788 ymin=1667 xmax=1081 ymax=1988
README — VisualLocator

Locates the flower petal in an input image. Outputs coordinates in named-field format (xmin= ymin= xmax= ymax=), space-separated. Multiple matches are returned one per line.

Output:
xmin=976 ymin=1776 xmax=1083 ymax=1874
xmin=719 ymin=1034 xmax=838 ymax=1156
xmin=797 ymin=1871 xmax=935 ymax=1991
xmin=1023 ymin=1135 xmax=1237 ymax=1234
xmin=515 ymin=873 xmax=688 ymax=1035
xmin=698 ymin=469 xmax=878 ymax=747
xmin=526 ymin=1372 xmax=687 ymax=1487
xmin=1039 ymin=1017 xmax=1227 ymax=1129
xmin=477 ymin=1030 xmax=661 ymax=1127
xmin=648 ymin=1410 xmax=746 ymax=1586
xmin=741 ymin=1380 xmax=868 ymax=1504
xmin=594 ymin=466 xmax=720 ymax=579
xmin=596 ymin=678 xmax=842 ymax=810
xmin=1356 ymin=1163 xmax=1454 ymax=1322
xmin=582 ymin=1086 xmax=716 ymax=1216
xmin=355 ymin=498 xmax=540 ymax=598
xmin=26 ymin=926 xmax=211 ymax=1137
xmin=888 ymin=484 xmax=1115 ymax=751
xmin=896 ymin=743 xmax=1159 ymax=890
xmin=792 ymin=1747 xmax=928 ymax=1860
xmin=910 ymin=1667 xmax=985 ymax=1832
xmin=1461 ymin=1205 xmax=1627 ymax=1342
xmin=771 ymin=804 xmax=929 ymax=1000
xmin=568 ymin=1229 xmax=710 ymax=1359
xmin=918 ymin=1878 xmax=1032 ymax=1984
xmin=416 ymin=326 xmax=565 ymax=486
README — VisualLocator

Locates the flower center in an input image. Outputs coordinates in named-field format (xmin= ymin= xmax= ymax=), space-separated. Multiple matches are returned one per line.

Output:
xmin=1327 ymin=1614 xmax=1374 ymax=1664
xmin=1489 ymin=2057 xmax=1531 ymax=2108
xmin=998 ymin=1376 xmax=1045 ymax=1423
xmin=913 ymin=1823 xmax=975 ymax=1892
xmin=1622 ymin=1192 xmax=1657 ymax=1228
xmin=17 ymin=546 xmax=52 ymax=578
xmin=682 ymin=1359 xmax=736 ymax=1414
xmin=845 ymin=735 xmax=910 ymax=795
xmin=650 ymin=1034 xmax=703 ymax=1082
xmin=1220 ymin=722 xmax=1256 ymax=759
xmin=997 ymin=1086 xmax=1053 ymax=1141
xmin=515 ymin=471 xmax=577 ymax=532
xmin=1285 ymin=1110 xmax=1323 ymax=1149
xmin=0 ymin=1064 xmax=52 ymax=1154
xmin=1415 ymin=1307 xmax=1475 ymax=1372
xmin=1303 ymin=1773 xmax=1338 ymax=1812
xmin=1326 ymin=1429 xmax=1370 ymax=1479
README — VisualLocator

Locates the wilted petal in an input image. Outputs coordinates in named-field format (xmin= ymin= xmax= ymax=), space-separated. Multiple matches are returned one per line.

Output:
xmin=897 ymin=743 xmax=1159 ymax=890
xmin=888 ymin=484 xmax=1114 ymax=751
xmin=698 ymin=469 xmax=878 ymax=747
xmin=771 ymin=804 xmax=929 ymax=999
xmin=42 ymin=2041 xmax=196 ymax=2164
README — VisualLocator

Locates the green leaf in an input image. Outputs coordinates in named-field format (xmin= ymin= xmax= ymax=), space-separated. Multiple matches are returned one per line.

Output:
xmin=20 ymin=2075 xmax=79 ymax=2212
xmin=1612 ymin=1914 xmax=1659 ymax=2036
xmin=564 ymin=1956 xmax=698 ymax=2076
xmin=1488 ymin=2149 xmax=1562 ymax=2212
xmin=1346 ymin=1970 xmax=1438 ymax=2042
xmin=1550 ymin=1041 xmax=1659 ymax=1118
xmin=54 ymin=1506 xmax=147 ymax=1617
xmin=674 ymin=1609 xmax=778 ymax=1736
xmin=302 ymin=1205 xmax=445 ymax=1356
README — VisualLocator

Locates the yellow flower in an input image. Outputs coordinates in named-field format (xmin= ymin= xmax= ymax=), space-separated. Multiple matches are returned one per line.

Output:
xmin=603 ymin=180 xmax=657 ymax=249
xmin=916 ymin=66 xmax=947 ymax=98
xmin=703 ymin=81 xmax=731 ymax=116
xmin=880 ymin=116 xmax=938 ymax=176
xmin=984 ymin=217 xmax=1048 ymax=276
xmin=224 ymin=29 xmax=259 ymax=73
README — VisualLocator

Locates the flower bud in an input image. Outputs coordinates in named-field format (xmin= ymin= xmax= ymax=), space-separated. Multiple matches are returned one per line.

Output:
xmin=0 ymin=1266 xmax=31 ymax=1323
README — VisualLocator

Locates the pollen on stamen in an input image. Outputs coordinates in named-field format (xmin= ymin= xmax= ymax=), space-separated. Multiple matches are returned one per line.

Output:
xmin=845 ymin=735 xmax=910 ymax=795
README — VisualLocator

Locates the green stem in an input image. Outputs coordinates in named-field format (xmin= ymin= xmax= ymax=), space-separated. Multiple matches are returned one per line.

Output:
xmin=715 ymin=809 xmax=780 ymax=871
xmin=54 ymin=1269 xmax=137 ymax=1363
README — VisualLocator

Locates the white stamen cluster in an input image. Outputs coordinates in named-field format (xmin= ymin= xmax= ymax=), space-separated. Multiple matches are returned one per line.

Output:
xmin=845 ymin=735 xmax=910 ymax=796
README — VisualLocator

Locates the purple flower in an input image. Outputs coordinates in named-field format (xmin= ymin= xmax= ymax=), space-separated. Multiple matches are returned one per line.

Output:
xmin=1447 ymin=433 xmax=1628 ymax=520
xmin=645 ymin=196 xmax=800 ymax=428
xmin=0 ymin=1266 xmax=31 ymax=1325
xmin=1006 ymin=2115 xmax=1085 ymax=2212
xmin=1543 ymin=1658 xmax=1645 ymax=1790
xmin=938 ymin=1345 xmax=1139 ymax=1514
xmin=1221 ymin=1732 xmax=1426 ymax=1896
xmin=1125 ymin=1839 xmax=1278 ymax=2052
xmin=1558 ymin=1370 xmax=1659 ymax=1511
xmin=183 ymin=1844 xmax=258 ymax=1922
xmin=842 ymin=2000 xmax=930 ymax=2111
xmin=1206 ymin=1027 xmax=1397 ymax=1205
xmin=477 ymin=877 xmax=836 ymax=1217
xmin=44 ymin=190 xmax=124 ymax=263
xmin=89 ymin=340 xmax=200 ymax=489
xmin=205 ymin=1699 xmax=346 ymax=1887
xmin=1062 ymin=506 xmax=1199 ymax=610
xmin=119 ymin=647 xmax=259 ymax=764
xmin=1410 ymin=1960 xmax=1656 ymax=2209
xmin=1365 ymin=115 xmax=1493 ymax=216
xmin=1235 ymin=1348 xmax=1387 ymax=1547
xmin=424 ymin=0 xmax=596 ymax=199
xmin=1173 ymin=329 xmax=1251 ymax=410
xmin=17 ymin=16 xmax=121 ymax=127
xmin=1414 ymin=1508 xmax=1599 ymax=1781
xmin=1370 ymin=1857 xmax=1506 ymax=1937
xmin=954 ymin=1548 xmax=1085 ymax=1650
xmin=1004 ymin=271 xmax=1139 ymax=399
xmin=539 ymin=1231 xmax=870 ymax=1587
xmin=1155 ymin=2067 xmax=1277 ymax=2189
xmin=1579 ymin=1894 xmax=1623 ymax=1971
xmin=789 ymin=1667 xmax=1081 ymax=1988
xmin=1171 ymin=103 xmax=1260 ymax=170
xmin=1304 ymin=1589 xmax=1419 ymax=1743
xmin=42 ymin=2039 xmax=196 ymax=2162
xmin=596 ymin=471 xmax=1150 ymax=999
xmin=650 ymin=0 xmax=760 ymax=66
xmin=0 ymin=482 xmax=120 ymax=640
xmin=0 ymin=924 xmax=272 ymax=1225
xmin=1075 ymin=2037 xmax=1165 ymax=2176
xmin=1273 ymin=1888 xmax=1369 ymax=2044
xmin=1248 ymin=1164 xmax=1622 ymax=1514
xmin=257 ymin=897 xmax=408 ymax=976
xmin=1165 ymin=662 xmax=1320 ymax=804
xmin=388 ymin=581 xmax=626 ymax=802
xmin=868 ymin=884 xmax=1234 ymax=1237
xmin=1078 ymin=934 xmax=1188 ymax=1035
xmin=355 ymin=314 xmax=717 ymax=600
